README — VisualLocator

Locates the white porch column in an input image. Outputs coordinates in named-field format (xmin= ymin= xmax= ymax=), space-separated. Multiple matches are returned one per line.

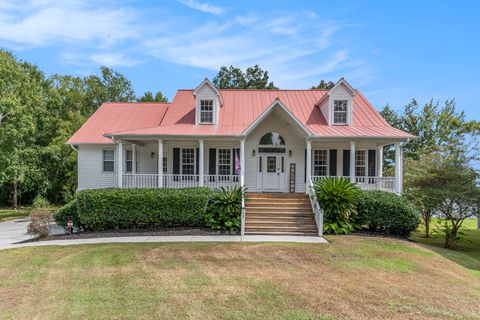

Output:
xmin=240 ymin=139 xmax=245 ymax=187
xmin=377 ymin=145 xmax=383 ymax=177
xmin=395 ymin=142 xmax=403 ymax=194
xmin=158 ymin=139 xmax=163 ymax=188
xmin=199 ymin=140 xmax=204 ymax=187
xmin=306 ymin=140 xmax=312 ymax=192
xmin=117 ymin=140 xmax=123 ymax=188
xmin=350 ymin=141 xmax=356 ymax=183
xmin=132 ymin=144 xmax=136 ymax=174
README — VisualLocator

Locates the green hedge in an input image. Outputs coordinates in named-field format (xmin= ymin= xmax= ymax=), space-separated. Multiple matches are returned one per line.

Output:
xmin=356 ymin=191 xmax=420 ymax=236
xmin=76 ymin=188 xmax=214 ymax=231
xmin=53 ymin=199 xmax=80 ymax=228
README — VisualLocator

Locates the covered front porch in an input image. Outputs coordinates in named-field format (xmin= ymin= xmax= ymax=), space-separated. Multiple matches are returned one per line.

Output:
xmin=115 ymin=137 xmax=403 ymax=194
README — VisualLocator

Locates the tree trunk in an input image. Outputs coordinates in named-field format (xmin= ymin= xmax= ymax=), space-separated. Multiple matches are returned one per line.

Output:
xmin=12 ymin=181 xmax=17 ymax=209
xmin=424 ymin=217 xmax=430 ymax=238
xmin=444 ymin=224 xmax=458 ymax=249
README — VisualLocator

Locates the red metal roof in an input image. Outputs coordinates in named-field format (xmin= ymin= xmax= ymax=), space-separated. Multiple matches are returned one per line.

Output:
xmin=67 ymin=102 xmax=169 ymax=144
xmin=69 ymin=89 xmax=413 ymax=144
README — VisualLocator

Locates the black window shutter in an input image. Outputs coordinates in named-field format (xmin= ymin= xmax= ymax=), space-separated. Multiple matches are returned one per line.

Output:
xmin=173 ymin=148 xmax=180 ymax=174
xmin=343 ymin=150 xmax=350 ymax=177
xmin=329 ymin=149 xmax=337 ymax=176
xmin=196 ymin=148 xmax=200 ymax=174
xmin=304 ymin=149 xmax=307 ymax=183
xmin=368 ymin=149 xmax=376 ymax=177
xmin=209 ymin=148 xmax=216 ymax=174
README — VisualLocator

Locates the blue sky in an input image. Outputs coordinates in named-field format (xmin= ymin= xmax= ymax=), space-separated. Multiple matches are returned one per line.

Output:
xmin=1 ymin=0 xmax=479 ymax=119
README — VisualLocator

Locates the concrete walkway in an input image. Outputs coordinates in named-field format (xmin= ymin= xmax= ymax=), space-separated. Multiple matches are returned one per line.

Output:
xmin=0 ymin=218 xmax=66 ymax=249
xmin=0 ymin=234 xmax=328 ymax=250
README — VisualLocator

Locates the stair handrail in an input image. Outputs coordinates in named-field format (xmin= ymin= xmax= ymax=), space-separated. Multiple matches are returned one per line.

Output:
xmin=240 ymin=193 xmax=246 ymax=236
xmin=308 ymin=178 xmax=324 ymax=237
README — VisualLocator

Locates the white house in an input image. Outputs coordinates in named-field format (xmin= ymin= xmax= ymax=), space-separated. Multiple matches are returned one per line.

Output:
xmin=68 ymin=78 xmax=413 ymax=236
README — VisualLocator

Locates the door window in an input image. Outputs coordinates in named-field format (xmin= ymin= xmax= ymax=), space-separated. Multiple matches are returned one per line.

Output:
xmin=267 ymin=156 xmax=276 ymax=173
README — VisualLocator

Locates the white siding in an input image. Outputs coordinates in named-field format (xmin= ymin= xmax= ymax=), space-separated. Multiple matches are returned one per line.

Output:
xmin=77 ymin=144 xmax=117 ymax=190
xmin=244 ymin=114 xmax=307 ymax=193
xmin=319 ymin=97 xmax=330 ymax=125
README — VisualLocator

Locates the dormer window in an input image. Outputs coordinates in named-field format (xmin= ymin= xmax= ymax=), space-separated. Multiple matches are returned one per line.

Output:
xmin=200 ymin=100 xmax=214 ymax=124
xmin=333 ymin=100 xmax=348 ymax=124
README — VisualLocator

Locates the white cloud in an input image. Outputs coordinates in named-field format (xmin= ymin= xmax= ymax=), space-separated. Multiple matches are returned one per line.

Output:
xmin=90 ymin=53 xmax=142 ymax=67
xmin=177 ymin=0 xmax=224 ymax=15
xmin=0 ymin=1 xmax=139 ymax=47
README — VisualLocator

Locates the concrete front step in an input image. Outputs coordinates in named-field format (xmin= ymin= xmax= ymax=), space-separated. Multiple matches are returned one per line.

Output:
xmin=244 ymin=193 xmax=318 ymax=237
xmin=244 ymin=231 xmax=318 ymax=236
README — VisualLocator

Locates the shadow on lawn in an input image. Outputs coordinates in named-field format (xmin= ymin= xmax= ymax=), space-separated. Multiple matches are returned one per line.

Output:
xmin=411 ymin=219 xmax=480 ymax=276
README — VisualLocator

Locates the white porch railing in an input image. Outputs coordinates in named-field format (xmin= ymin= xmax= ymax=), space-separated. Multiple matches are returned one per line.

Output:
xmin=163 ymin=174 xmax=199 ymax=188
xmin=307 ymin=178 xmax=324 ymax=237
xmin=311 ymin=176 xmax=396 ymax=193
xmin=122 ymin=174 xmax=158 ymax=188
xmin=355 ymin=176 xmax=396 ymax=193
xmin=204 ymin=175 xmax=240 ymax=189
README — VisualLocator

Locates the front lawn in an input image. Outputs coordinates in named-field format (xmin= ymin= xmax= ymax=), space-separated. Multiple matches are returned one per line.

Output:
xmin=0 ymin=206 xmax=33 ymax=222
xmin=1 ymin=237 xmax=479 ymax=319
xmin=411 ymin=217 xmax=480 ymax=277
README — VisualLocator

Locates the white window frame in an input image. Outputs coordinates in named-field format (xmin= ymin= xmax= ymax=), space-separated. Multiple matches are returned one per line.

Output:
xmin=163 ymin=157 xmax=167 ymax=174
xmin=199 ymin=99 xmax=214 ymax=124
xmin=102 ymin=149 xmax=115 ymax=173
xmin=313 ymin=149 xmax=329 ymax=176
xmin=180 ymin=148 xmax=196 ymax=175
xmin=355 ymin=150 xmax=367 ymax=177
xmin=333 ymin=100 xmax=348 ymax=125
xmin=125 ymin=150 xmax=139 ymax=173
xmin=217 ymin=148 xmax=232 ymax=176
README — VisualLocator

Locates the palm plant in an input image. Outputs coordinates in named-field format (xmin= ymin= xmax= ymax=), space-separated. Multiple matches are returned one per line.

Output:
xmin=314 ymin=177 xmax=361 ymax=234
xmin=205 ymin=186 xmax=246 ymax=231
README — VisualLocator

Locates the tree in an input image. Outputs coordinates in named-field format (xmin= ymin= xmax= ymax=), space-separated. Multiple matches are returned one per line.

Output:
xmin=212 ymin=65 xmax=277 ymax=89
xmin=404 ymin=154 xmax=442 ymax=237
xmin=138 ymin=91 xmax=168 ymax=102
xmin=0 ymin=51 xmax=48 ymax=207
xmin=411 ymin=154 xmax=479 ymax=249
xmin=380 ymin=99 xmax=480 ymax=168
xmin=311 ymin=80 xmax=335 ymax=90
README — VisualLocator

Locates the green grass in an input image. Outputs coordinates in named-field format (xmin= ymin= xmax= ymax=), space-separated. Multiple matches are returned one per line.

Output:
xmin=1 ymin=237 xmax=479 ymax=319
xmin=0 ymin=206 xmax=34 ymax=222
xmin=0 ymin=206 xmax=59 ymax=223
xmin=411 ymin=217 xmax=480 ymax=277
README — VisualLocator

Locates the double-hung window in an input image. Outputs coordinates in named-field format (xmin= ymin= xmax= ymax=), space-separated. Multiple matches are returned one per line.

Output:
xmin=313 ymin=150 xmax=328 ymax=176
xmin=103 ymin=150 xmax=115 ymax=172
xmin=218 ymin=149 xmax=231 ymax=175
xmin=355 ymin=150 xmax=367 ymax=177
xmin=181 ymin=148 xmax=195 ymax=175
xmin=125 ymin=150 xmax=133 ymax=172
xmin=333 ymin=100 xmax=348 ymax=124
xmin=200 ymin=100 xmax=214 ymax=124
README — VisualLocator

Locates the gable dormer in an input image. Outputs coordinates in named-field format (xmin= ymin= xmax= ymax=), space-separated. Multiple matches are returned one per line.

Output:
xmin=317 ymin=78 xmax=356 ymax=126
xmin=193 ymin=78 xmax=222 ymax=125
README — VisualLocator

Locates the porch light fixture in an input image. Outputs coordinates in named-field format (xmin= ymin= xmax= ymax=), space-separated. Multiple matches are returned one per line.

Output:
xmin=289 ymin=150 xmax=292 ymax=157
xmin=252 ymin=149 xmax=256 ymax=157
xmin=150 ymin=152 xmax=155 ymax=158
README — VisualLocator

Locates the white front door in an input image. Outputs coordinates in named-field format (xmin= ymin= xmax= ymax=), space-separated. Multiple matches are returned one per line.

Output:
xmin=261 ymin=154 xmax=285 ymax=191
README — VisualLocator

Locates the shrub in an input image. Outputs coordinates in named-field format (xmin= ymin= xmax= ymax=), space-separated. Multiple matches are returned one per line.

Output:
xmin=313 ymin=177 xmax=361 ymax=234
xmin=27 ymin=208 xmax=52 ymax=239
xmin=205 ymin=186 xmax=245 ymax=231
xmin=356 ymin=191 xmax=420 ymax=236
xmin=76 ymin=188 xmax=214 ymax=231
xmin=53 ymin=199 xmax=80 ymax=229
xmin=32 ymin=195 xmax=50 ymax=209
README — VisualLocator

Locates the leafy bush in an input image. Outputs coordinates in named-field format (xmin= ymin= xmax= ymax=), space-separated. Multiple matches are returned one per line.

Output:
xmin=27 ymin=208 xmax=52 ymax=239
xmin=314 ymin=177 xmax=361 ymax=234
xmin=32 ymin=195 xmax=50 ymax=209
xmin=53 ymin=199 xmax=80 ymax=229
xmin=356 ymin=191 xmax=420 ymax=236
xmin=76 ymin=188 xmax=214 ymax=231
xmin=205 ymin=186 xmax=245 ymax=231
